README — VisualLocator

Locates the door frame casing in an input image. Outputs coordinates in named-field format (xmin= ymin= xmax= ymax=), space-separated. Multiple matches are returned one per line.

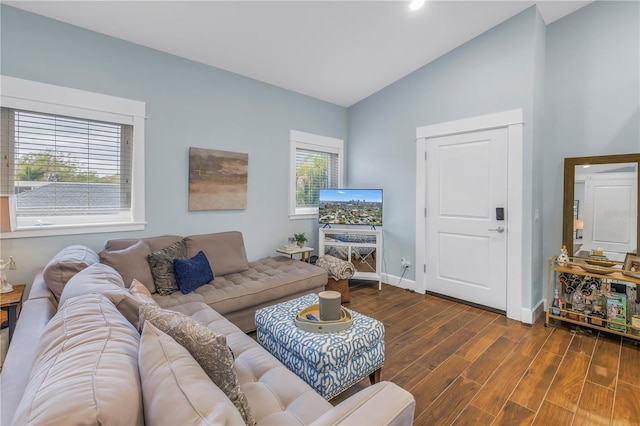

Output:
xmin=415 ymin=109 xmax=524 ymax=321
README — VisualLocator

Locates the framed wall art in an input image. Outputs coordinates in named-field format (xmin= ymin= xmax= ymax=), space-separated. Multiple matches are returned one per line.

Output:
xmin=188 ymin=147 xmax=248 ymax=210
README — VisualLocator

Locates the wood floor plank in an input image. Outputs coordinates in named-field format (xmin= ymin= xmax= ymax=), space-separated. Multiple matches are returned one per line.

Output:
xmin=492 ymin=401 xmax=536 ymax=426
xmin=462 ymin=337 xmax=518 ymax=385
xmin=618 ymin=339 xmax=640 ymax=386
xmin=586 ymin=333 xmax=621 ymax=389
xmin=532 ymin=401 xmax=574 ymax=425
xmin=411 ymin=354 xmax=471 ymax=419
xmin=573 ymin=381 xmax=613 ymax=426
xmin=456 ymin=323 xmax=506 ymax=362
xmin=464 ymin=309 xmax=500 ymax=333
xmin=469 ymin=351 xmax=533 ymax=416
xmin=544 ymin=349 xmax=590 ymax=412
xmin=541 ymin=326 xmax=573 ymax=356
xmin=514 ymin=322 xmax=554 ymax=358
xmin=451 ymin=405 xmax=495 ymax=426
xmin=509 ymin=349 xmax=563 ymax=412
xmin=415 ymin=328 xmax=477 ymax=371
xmin=329 ymin=283 xmax=640 ymax=425
xmin=612 ymin=382 xmax=640 ymax=426
xmin=567 ymin=328 xmax=597 ymax=355
xmin=416 ymin=376 xmax=481 ymax=426
xmin=389 ymin=363 xmax=431 ymax=392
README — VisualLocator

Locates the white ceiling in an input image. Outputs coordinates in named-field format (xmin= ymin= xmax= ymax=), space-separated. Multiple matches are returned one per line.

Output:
xmin=4 ymin=1 xmax=592 ymax=107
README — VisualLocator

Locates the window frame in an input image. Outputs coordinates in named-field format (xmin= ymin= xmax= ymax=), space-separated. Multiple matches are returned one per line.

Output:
xmin=0 ymin=76 xmax=146 ymax=239
xmin=289 ymin=130 xmax=344 ymax=220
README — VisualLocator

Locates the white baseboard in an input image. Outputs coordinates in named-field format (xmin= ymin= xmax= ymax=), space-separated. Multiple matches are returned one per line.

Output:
xmin=521 ymin=299 xmax=545 ymax=325
xmin=381 ymin=273 xmax=417 ymax=292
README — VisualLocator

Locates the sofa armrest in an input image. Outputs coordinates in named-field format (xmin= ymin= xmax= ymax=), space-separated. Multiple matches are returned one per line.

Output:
xmin=309 ymin=382 xmax=415 ymax=426
xmin=0 ymin=297 xmax=57 ymax=425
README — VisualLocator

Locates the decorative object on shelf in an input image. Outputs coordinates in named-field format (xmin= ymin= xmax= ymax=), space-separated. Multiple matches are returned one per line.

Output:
xmin=551 ymin=289 xmax=562 ymax=316
xmin=293 ymin=232 xmax=307 ymax=248
xmin=287 ymin=237 xmax=296 ymax=249
xmin=0 ymin=256 xmax=16 ymax=293
xmin=623 ymin=252 xmax=640 ymax=273
xmin=579 ymin=264 xmax=616 ymax=275
xmin=574 ymin=219 xmax=583 ymax=239
xmin=188 ymin=147 xmax=248 ymax=211
xmin=558 ymin=245 xmax=570 ymax=267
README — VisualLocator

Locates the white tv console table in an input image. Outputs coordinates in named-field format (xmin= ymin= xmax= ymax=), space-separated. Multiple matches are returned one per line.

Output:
xmin=318 ymin=227 xmax=382 ymax=290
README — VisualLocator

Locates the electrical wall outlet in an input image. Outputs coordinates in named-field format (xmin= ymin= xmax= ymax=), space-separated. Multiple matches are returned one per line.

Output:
xmin=401 ymin=258 xmax=411 ymax=269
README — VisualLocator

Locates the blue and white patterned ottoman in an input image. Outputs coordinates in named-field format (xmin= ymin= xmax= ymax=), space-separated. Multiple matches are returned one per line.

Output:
xmin=255 ymin=293 xmax=385 ymax=399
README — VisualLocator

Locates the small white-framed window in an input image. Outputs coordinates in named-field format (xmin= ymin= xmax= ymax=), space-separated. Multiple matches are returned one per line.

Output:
xmin=289 ymin=130 xmax=344 ymax=219
xmin=0 ymin=76 xmax=146 ymax=238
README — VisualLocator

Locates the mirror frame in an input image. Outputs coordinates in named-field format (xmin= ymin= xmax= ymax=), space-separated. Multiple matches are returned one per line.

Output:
xmin=563 ymin=153 xmax=640 ymax=257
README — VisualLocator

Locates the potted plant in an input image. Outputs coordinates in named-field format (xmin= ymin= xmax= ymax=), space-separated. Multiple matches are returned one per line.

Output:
xmin=293 ymin=232 xmax=308 ymax=248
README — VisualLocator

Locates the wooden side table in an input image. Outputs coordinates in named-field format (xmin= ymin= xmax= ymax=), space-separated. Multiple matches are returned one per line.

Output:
xmin=276 ymin=246 xmax=314 ymax=263
xmin=1 ymin=284 xmax=25 ymax=344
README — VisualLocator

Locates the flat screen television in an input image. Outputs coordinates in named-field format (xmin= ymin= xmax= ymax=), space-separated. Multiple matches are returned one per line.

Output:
xmin=318 ymin=189 xmax=383 ymax=226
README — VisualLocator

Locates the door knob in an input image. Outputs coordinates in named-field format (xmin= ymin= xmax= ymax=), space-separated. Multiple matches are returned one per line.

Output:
xmin=488 ymin=226 xmax=505 ymax=233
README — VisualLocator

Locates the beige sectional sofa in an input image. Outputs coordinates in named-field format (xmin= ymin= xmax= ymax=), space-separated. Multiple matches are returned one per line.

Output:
xmin=0 ymin=231 xmax=416 ymax=425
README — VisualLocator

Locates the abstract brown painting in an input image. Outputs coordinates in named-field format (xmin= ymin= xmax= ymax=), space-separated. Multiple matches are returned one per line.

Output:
xmin=188 ymin=147 xmax=248 ymax=210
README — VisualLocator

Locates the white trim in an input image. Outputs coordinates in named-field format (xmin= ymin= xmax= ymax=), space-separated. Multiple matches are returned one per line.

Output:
xmin=0 ymin=222 xmax=146 ymax=239
xmin=521 ymin=298 xmax=545 ymax=325
xmin=415 ymin=109 xmax=525 ymax=322
xmin=289 ymin=130 xmax=344 ymax=219
xmin=381 ymin=273 xmax=417 ymax=292
xmin=0 ymin=76 xmax=146 ymax=238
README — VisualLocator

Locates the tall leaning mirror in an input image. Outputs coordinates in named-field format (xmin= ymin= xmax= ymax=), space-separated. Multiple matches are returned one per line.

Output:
xmin=563 ymin=153 xmax=640 ymax=260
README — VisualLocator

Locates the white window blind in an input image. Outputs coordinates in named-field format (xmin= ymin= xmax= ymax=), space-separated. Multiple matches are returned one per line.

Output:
xmin=1 ymin=107 xmax=133 ymax=221
xmin=289 ymin=130 xmax=344 ymax=219
xmin=295 ymin=148 xmax=339 ymax=208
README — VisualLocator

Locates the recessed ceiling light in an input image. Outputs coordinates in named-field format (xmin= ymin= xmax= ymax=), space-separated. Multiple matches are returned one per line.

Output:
xmin=583 ymin=165 xmax=591 ymax=168
xmin=409 ymin=0 xmax=425 ymax=11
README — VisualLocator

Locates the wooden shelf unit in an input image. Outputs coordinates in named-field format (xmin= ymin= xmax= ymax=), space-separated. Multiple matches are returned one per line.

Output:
xmin=546 ymin=256 xmax=640 ymax=341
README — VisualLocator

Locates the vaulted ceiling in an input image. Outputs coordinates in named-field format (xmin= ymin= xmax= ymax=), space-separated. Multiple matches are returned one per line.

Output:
xmin=5 ymin=1 xmax=592 ymax=107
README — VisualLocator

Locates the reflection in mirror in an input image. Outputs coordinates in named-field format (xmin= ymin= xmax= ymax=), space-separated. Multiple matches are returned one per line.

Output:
xmin=564 ymin=154 xmax=640 ymax=262
xmin=574 ymin=163 xmax=637 ymax=260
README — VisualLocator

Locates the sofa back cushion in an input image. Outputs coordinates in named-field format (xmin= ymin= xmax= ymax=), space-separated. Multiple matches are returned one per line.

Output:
xmin=12 ymin=293 xmax=142 ymax=425
xmin=42 ymin=245 xmax=99 ymax=299
xmin=100 ymin=240 xmax=155 ymax=292
xmin=140 ymin=304 xmax=255 ymax=425
xmin=104 ymin=235 xmax=183 ymax=252
xmin=139 ymin=322 xmax=245 ymax=426
xmin=184 ymin=231 xmax=249 ymax=276
xmin=60 ymin=263 xmax=143 ymax=330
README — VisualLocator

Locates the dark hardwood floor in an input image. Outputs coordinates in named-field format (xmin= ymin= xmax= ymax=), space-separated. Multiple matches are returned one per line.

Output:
xmin=330 ymin=280 xmax=640 ymax=425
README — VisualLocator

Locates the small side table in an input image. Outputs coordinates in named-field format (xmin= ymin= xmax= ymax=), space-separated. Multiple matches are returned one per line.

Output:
xmin=1 ymin=284 xmax=25 ymax=345
xmin=276 ymin=246 xmax=314 ymax=263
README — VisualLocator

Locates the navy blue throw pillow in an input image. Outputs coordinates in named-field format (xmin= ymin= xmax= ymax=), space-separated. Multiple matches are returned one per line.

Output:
xmin=173 ymin=251 xmax=214 ymax=294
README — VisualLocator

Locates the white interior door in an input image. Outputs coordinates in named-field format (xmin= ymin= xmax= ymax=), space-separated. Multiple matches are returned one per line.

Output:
xmin=425 ymin=128 xmax=508 ymax=311
xmin=581 ymin=173 xmax=637 ymax=257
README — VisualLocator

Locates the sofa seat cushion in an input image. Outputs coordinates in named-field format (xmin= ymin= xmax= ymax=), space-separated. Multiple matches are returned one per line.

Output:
xmin=171 ymin=302 xmax=333 ymax=425
xmin=155 ymin=257 xmax=327 ymax=316
xmin=139 ymin=322 xmax=246 ymax=426
xmin=12 ymin=293 xmax=142 ymax=425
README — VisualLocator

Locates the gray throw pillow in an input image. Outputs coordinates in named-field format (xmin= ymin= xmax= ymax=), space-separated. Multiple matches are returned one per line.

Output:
xmin=139 ymin=304 xmax=255 ymax=426
xmin=147 ymin=239 xmax=187 ymax=296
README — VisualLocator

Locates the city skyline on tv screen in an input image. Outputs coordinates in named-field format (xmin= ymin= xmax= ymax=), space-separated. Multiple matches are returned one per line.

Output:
xmin=318 ymin=189 xmax=382 ymax=226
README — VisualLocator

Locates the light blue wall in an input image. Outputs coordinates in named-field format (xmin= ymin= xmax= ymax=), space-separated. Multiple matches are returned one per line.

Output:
xmin=542 ymin=1 xmax=640 ymax=279
xmin=0 ymin=5 xmax=348 ymax=289
xmin=347 ymin=6 xmax=541 ymax=308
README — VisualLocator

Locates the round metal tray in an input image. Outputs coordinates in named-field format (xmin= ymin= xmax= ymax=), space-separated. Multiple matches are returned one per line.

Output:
xmin=295 ymin=304 xmax=353 ymax=333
